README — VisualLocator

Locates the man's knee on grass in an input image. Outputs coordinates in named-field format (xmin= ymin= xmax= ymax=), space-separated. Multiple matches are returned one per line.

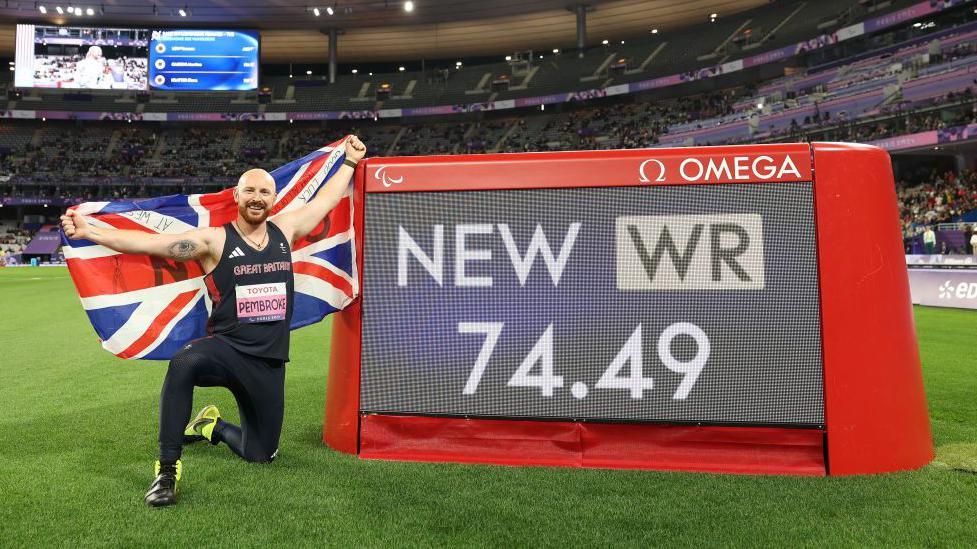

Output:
xmin=244 ymin=447 xmax=278 ymax=464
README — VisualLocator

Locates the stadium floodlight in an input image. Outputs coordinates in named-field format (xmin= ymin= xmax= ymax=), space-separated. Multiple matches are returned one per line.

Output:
xmin=313 ymin=7 xmax=320 ymax=16
xmin=326 ymin=6 xmax=334 ymax=15
xmin=602 ymin=39 xmax=609 ymax=45
xmin=306 ymin=69 xmax=312 ymax=75
xmin=351 ymin=69 xmax=358 ymax=74
xmin=66 ymin=5 xmax=74 ymax=13
xmin=552 ymin=48 xmax=559 ymax=54
xmin=404 ymin=1 xmax=414 ymax=13
xmin=455 ymin=61 xmax=462 ymax=67
xmin=398 ymin=66 xmax=405 ymax=72
xmin=505 ymin=55 xmax=511 ymax=61
xmin=178 ymin=8 xmax=186 ymax=17
xmin=651 ymin=28 xmax=658 ymax=34
xmin=38 ymin=5 xmax=47 ymax=14
xmin=86 ymin=7 xmax=93 ymax=15
xmin=55 ymin=6 xmax=63 ymax=14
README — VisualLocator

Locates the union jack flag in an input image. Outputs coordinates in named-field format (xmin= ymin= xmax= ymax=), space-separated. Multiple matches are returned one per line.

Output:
xmin=61 ymin=137 xmax=359 ymax=360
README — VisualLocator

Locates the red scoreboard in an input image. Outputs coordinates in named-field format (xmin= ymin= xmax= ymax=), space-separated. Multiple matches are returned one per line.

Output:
xmin=322 ymin=142 xmax=933 ymax=476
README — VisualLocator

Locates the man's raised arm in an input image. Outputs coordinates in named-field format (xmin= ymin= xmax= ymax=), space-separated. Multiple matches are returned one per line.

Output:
xmin=60 ymin=209 xmax=215 ymax=262
xmin=274 ymin=135 xmax=367 ymax=244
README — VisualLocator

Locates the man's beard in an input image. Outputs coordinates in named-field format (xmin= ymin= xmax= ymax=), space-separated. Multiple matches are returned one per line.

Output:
xmin=238 ymin=201 xmax=270 ymax=226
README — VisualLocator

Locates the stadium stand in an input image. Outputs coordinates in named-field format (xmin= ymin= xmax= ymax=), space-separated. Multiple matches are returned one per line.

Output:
xmin=0 ymin=0 xmax=927 ymax=114
xmin=2 ymin=0 xmax=977 ymax=252
xmin=0 ymin=220 xmax=31 ymax=254
xmin=898 ymin=167 xmax=977 ymax=235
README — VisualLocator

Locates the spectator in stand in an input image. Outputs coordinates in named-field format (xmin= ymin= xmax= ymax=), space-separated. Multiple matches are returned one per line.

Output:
xmin=923 ymin=226 xmax=936 ymax=254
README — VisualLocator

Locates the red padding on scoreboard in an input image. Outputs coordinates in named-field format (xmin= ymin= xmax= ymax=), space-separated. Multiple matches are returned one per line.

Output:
xmin=322 ymin=164 xmax=366 ymax=455
xmin=811 ymin=143 xmax=934 ymax=475
xmin=359 ymin=415 xmax=825 ymax=476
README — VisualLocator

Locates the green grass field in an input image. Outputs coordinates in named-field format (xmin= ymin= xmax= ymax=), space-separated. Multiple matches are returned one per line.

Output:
xmin=1 ymin=267 xmax=976 ymax=547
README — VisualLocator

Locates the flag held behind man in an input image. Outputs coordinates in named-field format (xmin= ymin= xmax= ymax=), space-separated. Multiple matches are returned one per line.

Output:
xmin=60 ymin=137 xmax=359 ymax=360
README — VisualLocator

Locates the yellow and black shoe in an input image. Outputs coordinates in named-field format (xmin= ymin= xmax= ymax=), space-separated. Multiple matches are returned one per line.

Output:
xmin=145 ymin=459 xmax=181 ymax=507
xmin=183 ymin=404 xmax=220 ymax=444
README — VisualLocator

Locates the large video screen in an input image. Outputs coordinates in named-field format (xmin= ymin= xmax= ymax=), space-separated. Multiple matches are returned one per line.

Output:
xmin=14 ymin=24 xmax=148 ymax=89
xmin=359 ymin=182 xmax=825 ymax=426
xmin=148 ymin=29 xmax=259 ymax=91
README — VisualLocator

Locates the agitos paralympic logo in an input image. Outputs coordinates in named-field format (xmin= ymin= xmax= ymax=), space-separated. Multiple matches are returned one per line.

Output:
xmin=638 ymin=155 xmax=804 ymax=184
xmin=373 ymin=165 xmax=405 ymax=188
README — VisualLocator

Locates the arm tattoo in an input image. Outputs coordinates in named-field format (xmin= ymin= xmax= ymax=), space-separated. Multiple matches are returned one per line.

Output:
xmin=168 ymin=239 xmax=198 ymax=260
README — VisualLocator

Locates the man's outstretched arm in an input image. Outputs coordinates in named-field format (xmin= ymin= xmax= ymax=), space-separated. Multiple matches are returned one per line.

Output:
xmin=60 ymin=209 xmax=215 ymax=262
xmin=274 ymin=135 xmax=367 ymax=244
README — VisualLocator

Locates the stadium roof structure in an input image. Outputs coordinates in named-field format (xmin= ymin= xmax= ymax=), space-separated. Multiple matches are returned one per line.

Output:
xmin=0 ymin=0 xmax=767 ymax=62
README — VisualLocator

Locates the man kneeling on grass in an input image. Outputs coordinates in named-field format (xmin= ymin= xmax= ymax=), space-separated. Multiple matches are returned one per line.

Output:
xmin=61 ymin=136 xmax=366 ymax=507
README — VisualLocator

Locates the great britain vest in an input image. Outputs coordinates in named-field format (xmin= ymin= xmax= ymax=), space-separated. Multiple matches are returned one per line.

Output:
xmin=204 ymin=221 xmax=294 ymax=362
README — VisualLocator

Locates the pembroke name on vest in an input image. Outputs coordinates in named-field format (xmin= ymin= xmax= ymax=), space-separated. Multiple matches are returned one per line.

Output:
xmin=233 ymin=261 xmax=291 ymax=276
xmin=235 ymin=282 xmax=288 ymax=323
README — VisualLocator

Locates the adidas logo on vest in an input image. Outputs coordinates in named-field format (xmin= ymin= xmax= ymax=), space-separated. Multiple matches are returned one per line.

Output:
xmin=228 ymin=246 xmax=246 ymax=259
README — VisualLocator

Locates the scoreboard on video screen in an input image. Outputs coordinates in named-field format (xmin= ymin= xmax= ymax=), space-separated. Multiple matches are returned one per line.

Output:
xmin=148 ymin=29 xmax=259 ymax=91
xmin=358 ymin=153 xmax=824 ymax=427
